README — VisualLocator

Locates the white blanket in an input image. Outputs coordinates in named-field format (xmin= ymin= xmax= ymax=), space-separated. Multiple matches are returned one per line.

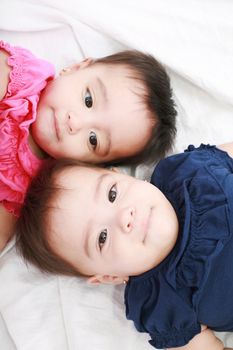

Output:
xmin=0 ymin=0 xmax=233 ymax=349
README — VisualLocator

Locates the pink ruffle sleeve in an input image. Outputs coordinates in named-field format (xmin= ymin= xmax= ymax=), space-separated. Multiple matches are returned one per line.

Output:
xmin=0 ymin=40 xmax=55 ymax=216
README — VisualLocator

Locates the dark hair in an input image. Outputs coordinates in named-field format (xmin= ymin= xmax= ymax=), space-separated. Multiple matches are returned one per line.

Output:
xmin=94 ymin=50 xmax=177 ymax=165
xmin=16 ymin=159 xmax=90 ymax=277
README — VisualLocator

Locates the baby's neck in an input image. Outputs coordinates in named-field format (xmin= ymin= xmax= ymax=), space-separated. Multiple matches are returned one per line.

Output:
xmin=28 ymin=131 xmax=48 ymax=159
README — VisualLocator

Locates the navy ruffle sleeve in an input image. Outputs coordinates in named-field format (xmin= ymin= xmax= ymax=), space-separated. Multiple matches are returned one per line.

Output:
xmin=125 ymin=267 xmax=201 ymax=349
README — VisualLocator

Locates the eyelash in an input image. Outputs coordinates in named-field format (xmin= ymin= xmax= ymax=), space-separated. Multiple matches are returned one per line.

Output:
xmin=98 ymin=229 xmax=107 ymax=251
xmin=108 ymin=184 xmax=117 ymax=203
xmin=98 ymin=184 xmax=118 ymax=251
xmin=84 ymin=88 xmax=93 ymax=108
xmin=89 ymin=131 xmax=97 ymax=150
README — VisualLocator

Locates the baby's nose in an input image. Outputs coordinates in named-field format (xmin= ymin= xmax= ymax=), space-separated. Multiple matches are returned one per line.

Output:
xmin=67 ymin=111 xmax=81 ymax=134
xmin=119 ymin=207 xmax=135 ymax=233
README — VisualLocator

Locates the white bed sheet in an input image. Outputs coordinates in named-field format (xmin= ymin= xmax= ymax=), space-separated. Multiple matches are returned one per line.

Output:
xmin=0 ymin=0 xmax=233 ymax=349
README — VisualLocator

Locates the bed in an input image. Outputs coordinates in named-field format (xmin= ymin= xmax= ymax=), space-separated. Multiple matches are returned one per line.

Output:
xmin=0 ymin=0 xmax=233 ymax=349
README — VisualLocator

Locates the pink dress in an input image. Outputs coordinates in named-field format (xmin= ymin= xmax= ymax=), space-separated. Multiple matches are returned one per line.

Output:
xmin=0 ymin=40 xmax=55 ymax=217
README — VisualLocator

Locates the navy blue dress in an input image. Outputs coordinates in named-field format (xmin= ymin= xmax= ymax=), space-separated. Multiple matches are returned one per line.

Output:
xmin=124 ymin=144 xmax=233 ymax=349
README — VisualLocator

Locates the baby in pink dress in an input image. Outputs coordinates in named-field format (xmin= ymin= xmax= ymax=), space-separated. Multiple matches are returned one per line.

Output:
xmin=0 ymin=40 xmax=54 ymax=217
xmin=0 ymin=40 xmax=177 ymax=250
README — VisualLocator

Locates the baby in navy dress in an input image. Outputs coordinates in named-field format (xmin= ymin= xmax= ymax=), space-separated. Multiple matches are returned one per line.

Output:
xmin=16 ymin=142 xmax=233 ymax=350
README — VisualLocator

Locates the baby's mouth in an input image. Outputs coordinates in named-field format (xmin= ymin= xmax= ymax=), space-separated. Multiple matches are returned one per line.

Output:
xmin=54 ymin=115 xmax=61 ymax=141
xmin=142 ymin=208 xmax=152 ymax=242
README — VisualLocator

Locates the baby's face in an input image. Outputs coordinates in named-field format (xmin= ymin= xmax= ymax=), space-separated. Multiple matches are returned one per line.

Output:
xmin=32 ymin=61 xmax=154 ymax=163
xmin=48 ymin=166 xmax=178 ymax=278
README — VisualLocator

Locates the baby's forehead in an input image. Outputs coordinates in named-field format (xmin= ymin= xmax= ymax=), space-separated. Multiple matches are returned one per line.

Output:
xmin=55 ymin=165 xmax=110 ymax=189
xmin=48 ymin=165 xmax=111 ymax=232
xmin=92 ymin=62 xmax=147 ymax=90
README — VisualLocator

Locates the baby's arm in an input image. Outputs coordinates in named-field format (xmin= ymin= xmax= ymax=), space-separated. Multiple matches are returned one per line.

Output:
xmin=167 ymin=326 xmax=232 ymax=350
xmin=218 ymin=142 xmax=233 ymax=158
xmin=0 ymin=49 xmax=10 ymax=100
xmin=0 ymin=204 xmax=16 ymax=251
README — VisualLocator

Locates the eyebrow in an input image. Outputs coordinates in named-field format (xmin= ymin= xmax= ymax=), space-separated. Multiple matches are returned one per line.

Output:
xmin=96 ymin=76 xmax=108 ymax=103
xmin=83 ymin=173 xmax=109 ymax=258
xmin=83 ymin=222 xmax=92 ymax=259
xmin=95 ymin=173 xmax=109 ymax=200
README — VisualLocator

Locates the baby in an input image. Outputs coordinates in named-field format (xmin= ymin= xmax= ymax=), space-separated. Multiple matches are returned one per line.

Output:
xmin=0 ymin=40 xmax=176 ymax=249
xmin=16 ymin=142 xmax=233 ymax=349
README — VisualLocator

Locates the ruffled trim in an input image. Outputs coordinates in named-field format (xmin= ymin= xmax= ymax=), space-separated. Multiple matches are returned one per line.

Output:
xmin=149 ymin=326 xmax=200 ymax=349
xmin=0 ymin=40 xmax=25 ymax=97
xmin=0 ymin=40 xmax=55 ymax=98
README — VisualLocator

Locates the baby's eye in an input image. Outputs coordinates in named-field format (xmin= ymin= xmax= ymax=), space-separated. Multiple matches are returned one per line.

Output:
xmin=108 ymin=184 xmax=117 ymax=203
xmin=89 ymin=131 xmax=97 ymax=149
xmin=84 ymin=89 xmax=93 ymax=108
xmin=98 ymin=229 xmax=107 ymax=250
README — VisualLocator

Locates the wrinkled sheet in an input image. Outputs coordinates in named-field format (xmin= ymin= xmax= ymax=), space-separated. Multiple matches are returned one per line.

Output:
xmin=0 ymin=0 xmax=233 ymax=349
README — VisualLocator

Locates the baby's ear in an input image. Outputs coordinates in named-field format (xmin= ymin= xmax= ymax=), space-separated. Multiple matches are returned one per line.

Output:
xmin=110 ymin=167 xmax=120 ymax=173
xmin=59 ymin=58 xmax=93 ymax=75
xmin=109 ymin=166 xmax=122 ymax=174
xmin=78 ymin=58 xmax=93 ymax=69
xmin=87 ymin=275 xmax=129 ymax=285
